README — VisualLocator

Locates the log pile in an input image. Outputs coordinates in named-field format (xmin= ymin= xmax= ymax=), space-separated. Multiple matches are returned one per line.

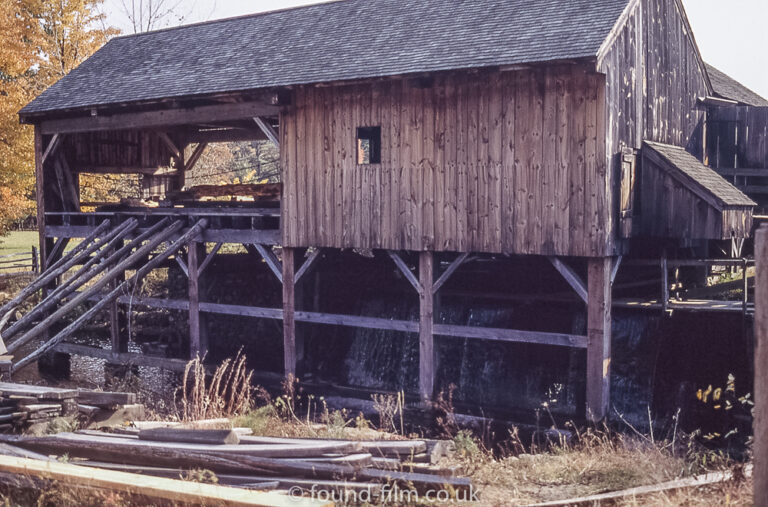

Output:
xmin=0 ymin=383 xmax=139 ymax=431
xmin=0 ymin=426 xmax=471 ymax=500
xmin=168 ymin=183 xmax=282 ymax=202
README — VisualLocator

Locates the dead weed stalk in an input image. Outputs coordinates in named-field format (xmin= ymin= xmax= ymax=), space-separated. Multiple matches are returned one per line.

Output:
xmin=180 ymin=350 xmax=254 ymax=421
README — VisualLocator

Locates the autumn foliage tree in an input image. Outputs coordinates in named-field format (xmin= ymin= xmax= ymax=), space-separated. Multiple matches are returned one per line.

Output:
xmin=0 ymin=0 xmax=117 ymax=236
xmin=0 ymin=0 xmax=38 ymax=235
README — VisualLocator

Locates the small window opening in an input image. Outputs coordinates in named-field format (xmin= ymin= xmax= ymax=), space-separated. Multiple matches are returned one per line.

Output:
xmin=356 ymin=126 xmax=381 ymax=164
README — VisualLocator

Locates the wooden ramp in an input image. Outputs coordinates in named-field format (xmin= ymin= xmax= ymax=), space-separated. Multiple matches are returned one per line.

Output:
xmin=0 ymin=219 xmax=208 ymax=373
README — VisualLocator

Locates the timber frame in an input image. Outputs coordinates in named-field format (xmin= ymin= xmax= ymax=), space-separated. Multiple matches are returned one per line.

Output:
xmin=17 ymin=0 xmax=767 ymax=424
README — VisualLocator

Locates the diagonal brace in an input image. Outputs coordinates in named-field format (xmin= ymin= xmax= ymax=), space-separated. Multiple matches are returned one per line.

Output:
xmin=388 ymin=251 xmax=423 ymax=296
xmin=548 ymin=256 xmax=588 ymax=304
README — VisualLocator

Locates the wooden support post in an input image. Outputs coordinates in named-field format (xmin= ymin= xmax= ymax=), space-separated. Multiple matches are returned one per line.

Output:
xmin=419 ymin=252 xmax=435 ymax=401
xmin=110 ymin=240 xmax=127 ymax=354
xmin=755 ymin=225 xmax=768 ymax=506
xmin=661 ymin=252 xmax=669 ymax=315
xmin=282 ymin=247 xmax=297 ymax=378
xmin=34 ymin=127 xmax=46 ymax=267
xmin=743 ymin=258 xmax=749 ymax=318
xmin=586 ymin=257 xmax=612 ymax=423
xmin=31 ymin=247 xmax=38 ymax=273
xmin=187 ymin=242 xmax=208 ymax=358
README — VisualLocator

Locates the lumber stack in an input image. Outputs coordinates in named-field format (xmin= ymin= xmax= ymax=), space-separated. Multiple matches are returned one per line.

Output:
xmin=0 ymin=427 xmax=470 ymax=499
xmin=0 ymin=382 xmax=138 ymax=431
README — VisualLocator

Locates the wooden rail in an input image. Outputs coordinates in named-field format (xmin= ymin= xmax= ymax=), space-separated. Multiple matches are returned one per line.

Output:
xmin=43 ymin=210 xmax=280 ymax=245
xmin=623 ymin=257 xmax=754 ymax=318
xmin=0 ymin=248 xmax=38 ymax=278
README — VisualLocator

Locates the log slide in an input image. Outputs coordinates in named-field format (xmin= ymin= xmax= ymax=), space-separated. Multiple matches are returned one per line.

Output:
xmin=0 ymin=218 xmax=209 ymax=373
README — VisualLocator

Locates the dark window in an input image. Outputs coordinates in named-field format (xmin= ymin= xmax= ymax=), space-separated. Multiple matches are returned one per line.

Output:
xmin=356 ymin=126 xmax=381 ymax=164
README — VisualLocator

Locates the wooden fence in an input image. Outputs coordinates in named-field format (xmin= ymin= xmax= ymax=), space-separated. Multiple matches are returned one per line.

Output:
xmin=0 ymin=248 xmax=39 ymax=278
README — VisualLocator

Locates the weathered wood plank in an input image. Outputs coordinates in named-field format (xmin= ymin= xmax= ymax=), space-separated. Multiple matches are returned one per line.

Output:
xmin=0 ymin=455 xmax=326 ymax=507
xmin=282 ymin=248 xmax=296 ymax=377
xmin=39 ymin=101 xmax=280 ymax=135
xmin=418 ymin=252 xmax=434 ymax=401
xmin=586 ymin=257 xmax=612 ymax=422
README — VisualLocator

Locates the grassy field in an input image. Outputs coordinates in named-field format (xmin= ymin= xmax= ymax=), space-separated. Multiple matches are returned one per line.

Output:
xmin=0 ymin=231 xmax=38 ymax=256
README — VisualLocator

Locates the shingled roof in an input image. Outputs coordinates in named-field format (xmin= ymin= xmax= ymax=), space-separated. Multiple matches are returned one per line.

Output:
xmin=644 ymin=141 xmax=756 ymax=208
xmin=706 ymin=64 xmax=768 ymax=107
xmin=21 ymin=0 xmax=631 ymax=116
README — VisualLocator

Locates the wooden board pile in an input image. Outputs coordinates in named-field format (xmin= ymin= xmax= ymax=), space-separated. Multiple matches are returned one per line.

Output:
xmin=0 ymin=425 xmax=472 ymax=500
xmin=0 ymin=382 xmax=139 ymax=431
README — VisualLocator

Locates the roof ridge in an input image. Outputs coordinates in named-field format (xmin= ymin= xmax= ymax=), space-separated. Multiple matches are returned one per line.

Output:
xmin=110 ymin=0 xmax=345 ymax=41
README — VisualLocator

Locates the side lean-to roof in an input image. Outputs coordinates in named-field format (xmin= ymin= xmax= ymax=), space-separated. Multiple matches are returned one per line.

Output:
xmin=644 ymin=141 xmax=756 ymax=208
xmin=705 ymin=64 xmax=768 ymax=107
xmin=21 ymin=0 xmax=631 ymax=116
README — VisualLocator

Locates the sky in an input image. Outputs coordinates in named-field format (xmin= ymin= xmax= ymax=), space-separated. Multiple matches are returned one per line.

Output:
xmin=101 ymin=0 xmax=768 ymax=98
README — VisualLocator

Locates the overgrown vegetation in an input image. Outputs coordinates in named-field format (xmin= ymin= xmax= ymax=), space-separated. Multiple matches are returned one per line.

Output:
xmin=180 ymin=350 xmax=254 ymax=421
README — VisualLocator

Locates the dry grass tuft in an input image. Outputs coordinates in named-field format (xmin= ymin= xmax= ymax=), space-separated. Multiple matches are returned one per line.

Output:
xmin=446 ymin=425 xmax=746 ymax=506
xmin=180 ymin=350 xmax=254 ymax=421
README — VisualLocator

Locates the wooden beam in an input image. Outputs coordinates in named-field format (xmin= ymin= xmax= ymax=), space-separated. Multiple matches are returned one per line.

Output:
xmin=99 ymin=295 xmax=588 ymax=350
xmin=185 ymin=143 xmax=208 ymax=174
xmin=183 ymin=128 xmax=267 ymax=144
xmin=253 ymin=117 xmax=279 ymax=148
xmin=175 ymin=253 xmax=190 ymax=278
xmin=755 ymin=225 xmax=768 ymax=504
xmin=39 ymin=101 xmax=281 ymax=135
xmin=611 ymin=256 xmax=622 ymax=285
xmin=295 ymin=248 xmax=321 ymax=284
xmin=156 ymin=132 xmax=181 ymax=159
xmin=586 ymin=257 xmax=612 ymax=422
xmin=661 ymin=253 xmax=669 ymax=314
xmin=34 ymin=128 xmax=46 ymax=266
xmin=434 ymin=324 xmax=587 ymax=348
xmin=253 ymin=244 xmax=283 ymax=284
xmin=0 ymin=455 xmax=325 ymax=506
xmin=109 ymin=239 xmax=127 ymax=354
xmin=419 ymin=252 xmax=434 ymax=401
xmin=77 ymin=166 xmax=178 ymax=176
xmin=432 ymin=252 xmax=469 ymax=295
xmin=197 ymin=242 xmax=222 ymax=277
xmin=388 ymin=252 xmax=423 ymax=296
xmin=46 ymin=238 xmax=69 ymax=269
xmin=54 ymin=343 xmax=190 ymax=371
xmin=40 ymin=134 xmax=61 ymax=165
xmin=187 ymin=241 xmax=207 ymax=359
xmin=528 ymin=467 xmax=750 ymax=507
xmin=548 ymin=257 xmax=588 ymax=304
xmin=282 ymin=247 xmax=296 ymax=377
xmin=56 ymin=155 xmax=82 ymax=210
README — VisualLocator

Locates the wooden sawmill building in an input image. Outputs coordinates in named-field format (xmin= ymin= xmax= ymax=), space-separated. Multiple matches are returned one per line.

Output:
xmin=12 ymin=0 xmax=768 ymax=422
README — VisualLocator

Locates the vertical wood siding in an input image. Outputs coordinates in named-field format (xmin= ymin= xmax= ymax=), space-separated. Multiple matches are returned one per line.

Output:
xmin=707 ymin=106 xmax=768 ymax=170
xmin=600 ymin=0 xmax=711 ymax=239
xmin=64 ymin=130 xmax=173 ymax=170
xmin=640 ymin=154 xmax=752 ymax=239
xmin=281 ymin=65 xmax=609 ymax=256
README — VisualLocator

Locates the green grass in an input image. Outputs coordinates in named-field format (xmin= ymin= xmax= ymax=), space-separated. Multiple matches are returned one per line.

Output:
xmin=0 ymin=231 xmax=39 ymax=256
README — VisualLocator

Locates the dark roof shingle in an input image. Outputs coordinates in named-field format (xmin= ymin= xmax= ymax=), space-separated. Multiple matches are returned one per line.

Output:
xmin=21 ymin=0 xmax=631 ymax=115
xmin=644 ymin=141 xmax=756 ymax=208
xmin=706 ymin=64 xmax=768 ymax=107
